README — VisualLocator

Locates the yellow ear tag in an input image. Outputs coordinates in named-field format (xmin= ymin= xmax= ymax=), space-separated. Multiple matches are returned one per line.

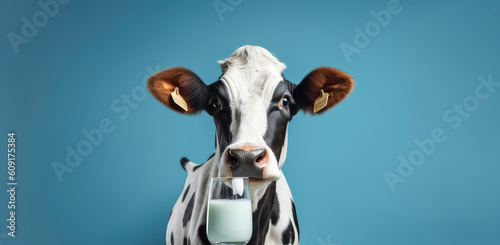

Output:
xmin=171 ymin=87 xmax=188 ymax=112
xmin=313 ymin=89 xmax=329 ymax=113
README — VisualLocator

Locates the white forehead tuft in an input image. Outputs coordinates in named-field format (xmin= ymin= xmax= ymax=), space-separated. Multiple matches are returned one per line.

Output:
xmin=218 ymin=45 xmax=286 ymax=102
xmin=218 ymin=45 xmax=286 ymax=74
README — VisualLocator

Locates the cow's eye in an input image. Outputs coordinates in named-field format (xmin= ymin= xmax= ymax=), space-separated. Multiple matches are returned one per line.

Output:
xmin=211 ymin=98 xmax=221 ymax=111
xmin=206 ymin=97 xmax=222 ymax=116
xmin=280 ymin=97 xmax=290 ymax=109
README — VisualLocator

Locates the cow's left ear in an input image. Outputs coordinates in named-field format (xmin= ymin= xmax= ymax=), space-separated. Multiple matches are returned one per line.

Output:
xmin=292 ymin=67 xmax=354 ymax=114
xmin=148 ymin=67 xmax=210 ymax=114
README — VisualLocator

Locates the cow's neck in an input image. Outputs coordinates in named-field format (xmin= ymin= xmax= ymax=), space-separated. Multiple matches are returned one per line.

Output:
xmin=249 ymin=181 xmax=276 ymax=245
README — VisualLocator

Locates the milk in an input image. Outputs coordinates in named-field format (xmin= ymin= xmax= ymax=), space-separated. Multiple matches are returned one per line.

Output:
xmin=207 ymin=199 xmax=253 ymax=243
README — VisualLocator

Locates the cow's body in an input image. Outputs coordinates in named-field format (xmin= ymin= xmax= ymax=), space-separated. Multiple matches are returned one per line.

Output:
xmin=167 ymin=156 xmax=298 ymax=245
xmin=148 ymin=45 xmax=354 ymax=245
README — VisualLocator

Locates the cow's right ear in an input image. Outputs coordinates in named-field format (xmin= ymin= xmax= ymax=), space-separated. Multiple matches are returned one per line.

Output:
xmin=292 ymin=67 xmax=354 ymax=114
xmin=147 ymin=67 xmax=210 ymax=114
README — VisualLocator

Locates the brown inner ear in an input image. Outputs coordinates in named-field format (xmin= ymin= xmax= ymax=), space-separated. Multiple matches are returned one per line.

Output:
xmin=324 ymin=72 xmax=354 ymax=111
xmin=297 ymin=67 xmax=354 ymax=114
xmin=161 ymin=81 xmax=175 ymax=92
xmin=148 ymin=75 xmax=179 ymax=112
xmin=147 ymin=67 xmax=207 ymax=114
xmin=324 ymin=78 xmax=342 ymax=91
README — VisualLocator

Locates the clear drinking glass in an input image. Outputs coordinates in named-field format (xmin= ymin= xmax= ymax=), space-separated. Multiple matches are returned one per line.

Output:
xmin=206 ymin=177 xmax=252 ymax=245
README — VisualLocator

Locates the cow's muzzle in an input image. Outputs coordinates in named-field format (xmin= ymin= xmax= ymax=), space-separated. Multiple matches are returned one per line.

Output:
xmin=226 ymin=146 xmax=269 ymax=179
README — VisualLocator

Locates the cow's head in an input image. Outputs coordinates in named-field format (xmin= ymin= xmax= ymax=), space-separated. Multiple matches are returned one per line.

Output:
xmin=148 ymin=46 xmax=354 ymax=186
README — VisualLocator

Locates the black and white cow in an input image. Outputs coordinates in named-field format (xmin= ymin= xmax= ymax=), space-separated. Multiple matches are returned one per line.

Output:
xmin=148 ymin=45 xmax=354 ymax=245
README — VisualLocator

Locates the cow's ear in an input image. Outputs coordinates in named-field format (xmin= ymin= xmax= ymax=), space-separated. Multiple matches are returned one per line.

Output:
xmin=147 ymin=67 xmax=210 ymax=114
xmin=293 ymin=67 xmax=354 ymax=114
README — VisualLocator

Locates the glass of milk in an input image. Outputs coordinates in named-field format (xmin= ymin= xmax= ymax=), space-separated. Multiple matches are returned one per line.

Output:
xmin=207 ymin=177 xmax=252 ymax=244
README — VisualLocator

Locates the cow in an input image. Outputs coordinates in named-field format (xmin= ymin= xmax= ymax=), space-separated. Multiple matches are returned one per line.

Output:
xmin=147 ymin=45 xmax=354 ymax=245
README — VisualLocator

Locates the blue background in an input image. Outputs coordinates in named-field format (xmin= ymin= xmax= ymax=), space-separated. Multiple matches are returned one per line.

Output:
xmin=1 ymin=0 xmax=499 ymax=244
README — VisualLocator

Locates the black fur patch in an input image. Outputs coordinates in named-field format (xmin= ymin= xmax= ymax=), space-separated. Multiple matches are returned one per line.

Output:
xmin=249 ymin=181 xmax=276 ymax=245
xmin=281 ymin=219 xmax=295 ymax=244
xmin=264 ymin=82 xmax=294 ymax=164
xmin=283 ymin=78 xmax=299 ymax=116
xmin=198 ymin=224 xmax=210 ymax=244
xmin=183 ymin=236 xmax=188 ymax=245
xmin=182 ymin=184 xmax=191 ymax=202
xmin=170 ymin=232 xmax=174 ymax=245
xmin=180 ymin=157 xmax=190 ymax=171
xmin=207 ymin=82 xmax=232 ymax=158
xmin=271 ymin=194 xmax=280 ymax=226
xmin=183 ymin=194 xmax=195 ymax=227
xmin=291 ymin=199 xmax=300 ymax=240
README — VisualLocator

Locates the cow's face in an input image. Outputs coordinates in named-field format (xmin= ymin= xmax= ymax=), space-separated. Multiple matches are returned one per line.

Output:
xmin=148 ymin=46 xmax=354 ymax=186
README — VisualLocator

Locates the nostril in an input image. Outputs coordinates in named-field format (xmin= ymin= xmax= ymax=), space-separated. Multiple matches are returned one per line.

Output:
xmin=228 ymin=149 xmax=239 ymax=166
xmin=254 ymin=149 xmax=266 ymax=164
xmin=256 ymin=155 xmax=263 ymax=163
